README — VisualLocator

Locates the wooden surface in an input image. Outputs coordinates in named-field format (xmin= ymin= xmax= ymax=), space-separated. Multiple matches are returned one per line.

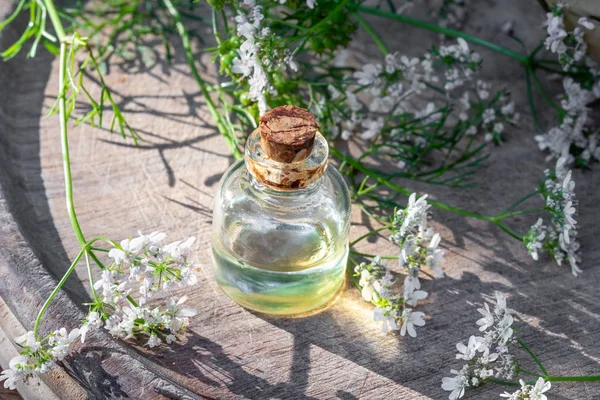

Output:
xmin=1 ymin=1 xmax=599 ymax=399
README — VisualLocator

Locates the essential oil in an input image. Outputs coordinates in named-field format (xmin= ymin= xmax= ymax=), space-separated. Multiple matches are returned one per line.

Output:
xmin=211 ymin=106 xmax=351 ymax=315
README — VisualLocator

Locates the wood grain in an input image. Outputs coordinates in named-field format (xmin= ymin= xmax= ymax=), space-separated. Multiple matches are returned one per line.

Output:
xmin=1 ymin=1 xmax=599 ymax=399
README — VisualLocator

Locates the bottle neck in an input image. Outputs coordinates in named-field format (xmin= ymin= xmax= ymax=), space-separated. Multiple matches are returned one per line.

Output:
xmin=244 ymin=129 xmax=329 ymax=191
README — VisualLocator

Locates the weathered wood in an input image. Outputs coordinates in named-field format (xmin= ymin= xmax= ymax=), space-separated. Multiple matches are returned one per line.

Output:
xmin=1 ymin=0 xmax=599 ymax=399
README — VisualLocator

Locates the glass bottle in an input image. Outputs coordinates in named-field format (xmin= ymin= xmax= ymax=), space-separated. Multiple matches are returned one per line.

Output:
xmin=211 ymin=106 xmax=351 ymax=315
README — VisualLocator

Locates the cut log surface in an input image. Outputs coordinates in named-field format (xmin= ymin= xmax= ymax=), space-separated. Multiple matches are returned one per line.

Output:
xmin=1 ymin=1 xmax=599 ymax=399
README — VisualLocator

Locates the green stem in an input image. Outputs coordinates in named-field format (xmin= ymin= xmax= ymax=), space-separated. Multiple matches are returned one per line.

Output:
xmin=33 ymin=247 xmax=85 ymax=335
xmin=331 ymin=147 xmax=495 ymax=222
xmin=358 ymin=6 xmax=528 ymax=64
xmin=526 ymin=67 xmax=543 ymax=133
xmin=495 ymin=208 xmax=546 ymax=220
xmin=57 ymin=40 xmax=86 ymax=245
xmin=518 ymin=338 xmax=548 ymax=377
xmin=32 ymin=234 xmax=115 ymax=334
xmin=350 ymin=251 xmax=399 ymax=260
xmin=520 ymin=368 xmax=544 ymax=378
xmin=350 ymin=224 xmax=391 ymax=247
xmin=126 ymin=295 xmax=139 ymax=308
xmin=211 ymin=8 xmax=222 ymax=46
xmin=330 ymin=147 xmax=528 ymax=240
xmin=487 ymin=378 xmax=521 ymax=387
xmin=352 ymin=13 xmax=389 ymax=55
xmin=90 ymin=246 xmax=109 ymax=253
xmin=499 ymin=191 xmax=538 ymax=215
xmin=85 ymin=250 xmax=100 ymax=303
xmin=531 ymin=69 xmax=563 ymax=115
xmin=43 ymin=0 xmax=66 ymax=41
xmin=546 ymin=376 xmax=600 ymax=382
xmin=164 ymin=0 xmax=243 ymax=159
xmin=308 ymin=0 xmax=351 ymax=35
xmin=496 ymin=222 xmax=523 ymax=241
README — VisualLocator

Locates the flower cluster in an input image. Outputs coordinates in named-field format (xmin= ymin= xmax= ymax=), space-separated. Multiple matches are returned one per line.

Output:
xmin=0 ymin=329 xmax=80 ymax=390
xmin=321 ymin=38 xmax=518 ymax=156
xmin=543 ymin=2 xmax=596 ymax=72
xmin=0 ymin=232 xmax=200 ymax=390
xmin=458 ymin=82 xmax=519 ymax=143
xmin=537 ymin=2 xmax=600 ymax=169
xmin=231 ymin=2 xmax=274 ymax=115
xmin=535 ymin=77 xmax=600 ymax=169
xmin=442 ymin=292 xmax=520 ymax=399
xmin=91 ymin=232 xmax=200 ymax=342
xmin=354 ymin=193 xmax=445 ymax=336
xmin=391 ymin=193 xmax=445 ymax=279
xmin=524 ymin=164 xmax=581 ymax=275
xmin=337 ymin=39 xmax=484 ymax=140
xmin=434 ymin=38 xmax=482 ymax=91
xmin=226 ymin=0 xmax=298 ymax=115
xmin=500 ymin=377 xmax=551 ymax=400
xmin=435 ymin=0 xmax=467 ymax=30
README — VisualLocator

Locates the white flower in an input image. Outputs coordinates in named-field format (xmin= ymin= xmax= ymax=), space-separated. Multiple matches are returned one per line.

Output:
xmin=360 ymin=117 xmax=384 ymax=140
xmin=493 ymin=122 xmax=504 ymax=134
xmin=524 ymin=218 xmax=546 ymax=261
xmin=578 ymin=17 xmax=595 ymax=31
xmin=482 ymin=108 xmax=495 ymax=124
xmin=0 ymin=355 xmax=30 ymax=390
xmin=14 ymin=331 xmax=41 ymax=352
xmin=398 ymin=193 xmax=430 ymax=239
xmin=501 ymin=377 xmax=551 ymax=400
xmin=457 ymin=38 xmax=469 ymax=53
xmin=501 ymin=102 xmax=515 ymax=115
xmin=442 ymin=366 xmax=469 ymax=400
xmin=166 ymin=334 xmax=177 ymax=344
xmin=403 ymin=274 xmax=421 ymax=294
xmin=147 ymin=333 xmax=161 ymax=348
xmin=179 ymin=265 xmax=200 ymax=287
xmin=373 ymin=306 xmax=400 ymax=333
xmin=544 ymin=11 xmax=568 ymax=54
xmin=373 ymin=272 xmax=394 ymax=299
xmin=369 ymin=96 xmax=395 ymax=113
xmin=80 ymin=311 xmax=102 ymax=343
xmin=49 ymin=328 xmax=80 ymax=360
xmin=403 ymin=288 xmax=428 ymax=307
xmin=163 ymin=237 xmax=196 ymax=265
xmin=104 ymin=315 xmax=122 ymax=337
xmin=354 ymin=63 xmax=382 ymax=86
xmin=108 ymin=248 xmax=128 ymax=265
xmin=167 ymin=295 xmax=198 ymax=319
xmin=400 ymin=309 xmax=425 ymax=337
xmin=540 ymin=168 xmax=581 ymax=274
xmin=476 ymin=302 xmax=494 ymax=332
xmin=0 ymin=367 xmax=21 ymax=390
xmin=456 ymin=335 xmax=484 ymax=361
xmin=494 ymin=291 xmax=509 ymax=317
xmin=426 ymin=233 xmax=445 ymax=278
xmin=530 ymin=377 xmax=551 ymax=400
xmin=497 ymin=314 xmax=514 ymax=344
xmin=306 ymin=0 xmax=316 ymax=9
xmin=359 ymin=269 xmax=377 ymax=301
xmin=476 ymin=80 xmax=490 ymax=99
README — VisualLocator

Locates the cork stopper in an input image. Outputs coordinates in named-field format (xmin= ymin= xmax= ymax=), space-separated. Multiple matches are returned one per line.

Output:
xmin=259 ymin=105 xmax=319 ymax=163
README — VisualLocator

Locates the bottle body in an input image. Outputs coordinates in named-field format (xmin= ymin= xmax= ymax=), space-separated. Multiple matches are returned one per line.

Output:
xmin=211 ymin=157 xmax=351 ymax=315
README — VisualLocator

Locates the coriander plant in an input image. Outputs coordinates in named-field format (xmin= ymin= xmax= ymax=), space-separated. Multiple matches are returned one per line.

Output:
xmin=0 ymin=0 xmax=598 ymax=397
